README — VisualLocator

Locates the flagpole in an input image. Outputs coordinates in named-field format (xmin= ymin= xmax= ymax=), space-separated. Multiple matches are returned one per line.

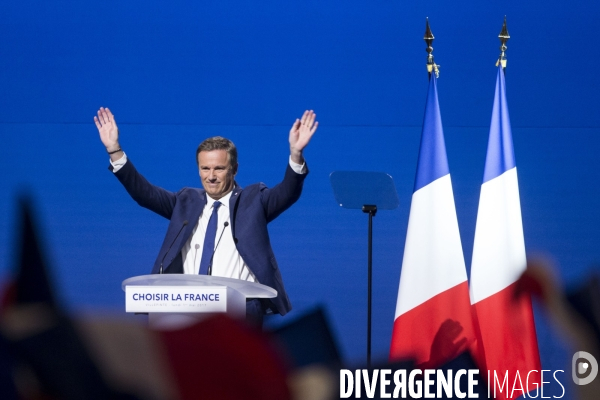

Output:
xmin=469 ymin=16 xmax=543 ymax=395
xmin=496 ymin=16 xmax=509 ymax=69
xmin=391 ymin=18 xmax=476 ymax=367
xmin=424 ymin=18 xmax=439 ymax=78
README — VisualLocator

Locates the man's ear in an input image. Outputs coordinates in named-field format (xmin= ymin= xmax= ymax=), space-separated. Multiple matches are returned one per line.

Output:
xmin=231 ymin=163 xmax=239 ymax=176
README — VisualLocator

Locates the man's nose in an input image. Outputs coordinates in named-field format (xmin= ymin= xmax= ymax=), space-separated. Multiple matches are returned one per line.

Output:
xmin=208 ymin=170 xmax=217 ymax=180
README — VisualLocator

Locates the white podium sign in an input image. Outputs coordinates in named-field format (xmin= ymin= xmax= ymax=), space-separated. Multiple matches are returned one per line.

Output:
xmin=122 ymin=274 xmax=277 ymax=329
xmin=125 ymin=286 xmax=227 ymax=313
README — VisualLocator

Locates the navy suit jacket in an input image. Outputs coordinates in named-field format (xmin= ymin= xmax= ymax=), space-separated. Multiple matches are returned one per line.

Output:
xmin=112 ymin=159 xmax=307 ymax=316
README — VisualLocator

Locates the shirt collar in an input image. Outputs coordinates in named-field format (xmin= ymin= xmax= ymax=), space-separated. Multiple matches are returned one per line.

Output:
xmin=206 ymin=191 xmax=232 ymax=209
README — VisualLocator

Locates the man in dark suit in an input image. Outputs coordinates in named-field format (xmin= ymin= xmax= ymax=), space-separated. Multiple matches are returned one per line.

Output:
xmin=94 ymin=107 xmax=318 ymax=326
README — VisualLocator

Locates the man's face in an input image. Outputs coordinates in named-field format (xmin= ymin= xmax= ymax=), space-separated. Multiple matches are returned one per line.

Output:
xmin=198 ymin=150 xmax=237 ymax=200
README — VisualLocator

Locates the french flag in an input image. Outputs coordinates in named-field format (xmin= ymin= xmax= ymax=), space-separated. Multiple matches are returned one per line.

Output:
xmin=390 ymin=73 xmax=476 ymax=367
xmin=470 ymin=65 xmax=541 ymax=398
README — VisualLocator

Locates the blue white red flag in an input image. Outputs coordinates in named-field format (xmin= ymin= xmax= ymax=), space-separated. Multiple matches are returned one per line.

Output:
xmin=390 ymin=73 xmax=475 ymax=367
xmin=470 ymin=65 xmax=541 ymax=399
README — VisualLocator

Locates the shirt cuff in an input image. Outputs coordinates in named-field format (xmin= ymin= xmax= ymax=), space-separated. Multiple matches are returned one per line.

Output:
xmin=110 ymin=152 xmax=128 ymax=173
xmin=289 ymin=156 xmax=307 ymax=174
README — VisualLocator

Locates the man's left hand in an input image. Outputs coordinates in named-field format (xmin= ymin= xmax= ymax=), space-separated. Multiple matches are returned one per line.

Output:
xmin=289 ymin=110 xmax=318 ymax=164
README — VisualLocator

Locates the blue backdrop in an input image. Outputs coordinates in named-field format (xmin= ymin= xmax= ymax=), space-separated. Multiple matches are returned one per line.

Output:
xmin=1 ymin=2 xmax=598 ymax=398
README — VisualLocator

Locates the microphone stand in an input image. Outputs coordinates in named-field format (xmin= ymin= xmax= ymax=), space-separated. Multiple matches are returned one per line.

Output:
xmin=207 ymin=221 xmax=229 ymax=276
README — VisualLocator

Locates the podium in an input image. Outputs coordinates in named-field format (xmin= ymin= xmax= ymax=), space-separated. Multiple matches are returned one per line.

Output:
xmin=122 ymin=274 xmax=277 ymax=329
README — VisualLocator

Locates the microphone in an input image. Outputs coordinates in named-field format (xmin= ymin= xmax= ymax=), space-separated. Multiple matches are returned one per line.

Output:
xmin=207 ymin=221 xmax=229 ymax=276
xmin=193 ymin=244 xmax=200 ymax=267
xmin=159 ymin=220 xmax=188 ymax=274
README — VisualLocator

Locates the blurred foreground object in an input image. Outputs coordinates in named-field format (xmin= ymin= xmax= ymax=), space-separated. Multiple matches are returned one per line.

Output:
xmin=0 ymin=198 xmax=295 ymax=399
xmin=0 ymin=199 xmax=146 ymax=399
xmin=517 ymin=256 xmax=600 ymax=400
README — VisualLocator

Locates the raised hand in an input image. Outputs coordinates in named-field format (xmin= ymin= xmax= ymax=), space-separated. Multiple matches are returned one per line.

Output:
xmin=289 ymin=110 xmax=318 ymax=164
xmin=94 ymin=107 xmax=120 ymax=153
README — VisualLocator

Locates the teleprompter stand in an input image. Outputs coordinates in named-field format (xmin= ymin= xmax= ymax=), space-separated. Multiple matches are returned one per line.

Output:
xmin=330 ymin=171 xmax=399 ymax=366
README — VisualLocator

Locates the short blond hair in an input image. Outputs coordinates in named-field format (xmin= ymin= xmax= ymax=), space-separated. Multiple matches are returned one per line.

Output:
xmin=196 ymin=136 xmax=238 ymax=168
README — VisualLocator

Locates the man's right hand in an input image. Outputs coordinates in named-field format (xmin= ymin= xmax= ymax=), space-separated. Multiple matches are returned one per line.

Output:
xmin=94 ymin=107 xmax=122 ymax=160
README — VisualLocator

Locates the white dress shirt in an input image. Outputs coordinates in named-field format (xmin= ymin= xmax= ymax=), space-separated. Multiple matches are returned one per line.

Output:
xmin=180 ymin=191 xmax=256 ymax=279
xmin=111 ymin=152 xmax=306 ymax=281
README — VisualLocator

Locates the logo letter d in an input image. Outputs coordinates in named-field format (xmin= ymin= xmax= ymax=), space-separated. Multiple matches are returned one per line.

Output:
xmin=572 ymin=351 xmax=598 ymax=385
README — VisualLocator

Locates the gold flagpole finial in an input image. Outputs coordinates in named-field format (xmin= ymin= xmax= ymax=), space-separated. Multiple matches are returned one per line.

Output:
xmin=424 ymin=18 xmax=439 ymax=77
xmin=496 ymin=16 xmax=510 ymax=68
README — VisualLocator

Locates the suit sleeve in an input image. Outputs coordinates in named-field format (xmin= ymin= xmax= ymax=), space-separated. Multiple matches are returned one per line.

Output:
xmin=260 ymin=163 xmax=308 ymax=223
xmin=110 ymin=159 xmax=177 ymax=220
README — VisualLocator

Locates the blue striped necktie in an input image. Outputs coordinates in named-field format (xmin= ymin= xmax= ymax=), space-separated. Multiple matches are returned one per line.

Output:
xmin=198 ymin=201 xmax=221 ymax=275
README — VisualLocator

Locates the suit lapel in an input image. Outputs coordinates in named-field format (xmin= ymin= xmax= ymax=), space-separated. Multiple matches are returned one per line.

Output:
xmin=182 ymin=189 xmax=206 ymax=244
xmin=229 ymin=185 xmax=243 ymax=237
